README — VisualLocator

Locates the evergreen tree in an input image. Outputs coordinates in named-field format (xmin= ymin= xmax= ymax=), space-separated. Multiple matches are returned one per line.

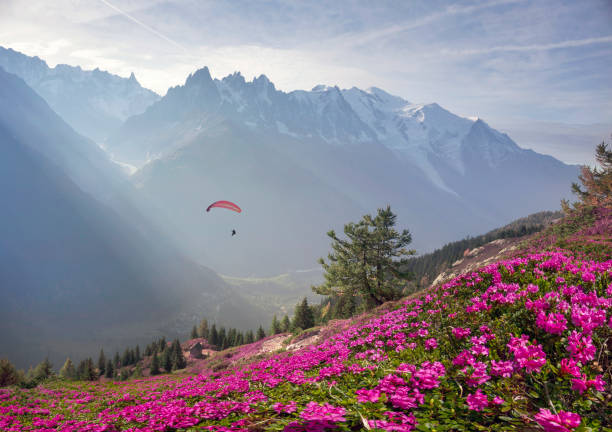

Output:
xmin=0 ymin=358 xmax=21 ymax=386
xmin=209 ymin=324 xmax=219 ymax=347
xmin=135 ymin=345 xmax=141 ymax=362
xmin=150 ymin=354 xmax=161 ymax=376
xmin=144 ymin=345 xmax=152 ymax=356
xmin=29 ymin=357 xmax=54 ymax=384
xmin=235 ymin=332 xmax=244 ymax=346
xmin=162 ymin=348 xmax=172 ymax=372
xmin=105 ymin=359 xmax=114 ymax=379
xmin=114 ymin=352 xmax=121 ymax=369
xmin=571 ymin=141 xmax=612 ymax=208
xmin=270 ymin=315 xmax=281 ymax=334
xmin=198 ymin=318 xmax=209 ymax=340
xmin=228 ymin=328 xmax=238 ymax=347
xmin=120 ymin=368 xmax=129 ymax=381
xmin=245 ymin=330 xmax=254 ymax=344
xmin=256 ymin=325 xmax=266 ymax=340
xmin=132 ymin=364 xmax=143 ymax=379
xmin=171 ymin=339 xmax=187 ymax=370
xmin=97 ymin=350 xmax=106 ymax=376
xmin=313 ymin=206 xmax=414 ymax=311
xmin=59 ymin=358 xmax=76 ymax=380
xmin=77 ymin=358 xmax=96 ymax=381
xmin=121 ymin=349 xmax=130 ymax=366
xmin=281 ymin=315 xmax=291 ymax=333
xmin=158 ymin=337 xmax=166 ymax=352
xmin=293 ymin=297 xmax=315 ymax=330
xmin=191 ymin=325 xmax=198 ymax=339
xmin=218 ymin=327 xmax=227 ymax=349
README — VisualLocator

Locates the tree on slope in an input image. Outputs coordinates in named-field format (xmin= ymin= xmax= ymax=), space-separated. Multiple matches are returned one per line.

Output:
xmin=59 ymin=358 xmax=76 ymax=380
xmin=313 ymin=206 xmax=415 ymax=312
xmin=571 ymin=140 xmax=612 ymax=208
xmin=293 ymin=297 xmax=315 ymax=330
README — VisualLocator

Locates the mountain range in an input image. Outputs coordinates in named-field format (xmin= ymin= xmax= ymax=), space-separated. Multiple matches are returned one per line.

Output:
xmin=0 ymin=46 xmax=159 ymax=142
xmin=107 ymin=67 xmax=578 ymax=275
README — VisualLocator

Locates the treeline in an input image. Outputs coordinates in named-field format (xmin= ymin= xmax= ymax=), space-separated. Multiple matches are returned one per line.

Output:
xmin=189 ymin=319 xmax=266 ymax=350
xmin=403 ymin=210 xmax=562 ymax=287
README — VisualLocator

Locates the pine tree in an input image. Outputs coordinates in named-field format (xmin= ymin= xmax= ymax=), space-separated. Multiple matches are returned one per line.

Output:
xmin=198 ymin=318 xmax=209 ymax=340
xmin=120 ymin=368 xmax=129 ymax=381
xmin=135 ymin=345 xmax=141 ymax=362
xmin=97 ymin=349 xmax=106 ymax=376
xmin=571 ymin=141 xmax=612 ymax=208
xmin=191 ymin=325 xmax=198 ymax=339
xmin=0 ymin=358 xmax=21 ymax=386
xmin=105 ymin=359 xmax=114 ymax=379
xmin=144 ymin=345 xmax=152 ymax=357
xmin=158 ymin=337 xmax=166 ymax=352
xmin=171 ymin=339 xmax=187 ymax=370
xmin=270 ymin=315 xmax=281 ymax=334
xmin=59 ymin=358 xmax=76 ymax=380
xmin=245 ymin=330 xmax=254 ymax=344
xmin=313 ymin=206 xmax=414 ymax=311
xmin=77 ymin=358 xmax=96 ymax=381
xmin=132 ymin=364 xmax=143 ymax=378
xmin=30 ymin=357 xmax=54 ymax=383
xmin=162 ymin=348 xmax=172 ymax=372
xmin=114 ymin=352 xmax=121 ymax=369
xmin=293 ymin=297 xmax=315 ymax=330
xmin=150 ymin=354 xmax=161 ymax=376
xmin=256 ymin=325 xmax=266 ymax=340
xmin=235 ymin=332 xmax=244 ymax=346
xmin=218 ymin=327 xmax=227 ymax=349
xmin=281 ymin=315 xmax=291 ymax=333
xmin=209 ymin=324 xmax=219 ymax=347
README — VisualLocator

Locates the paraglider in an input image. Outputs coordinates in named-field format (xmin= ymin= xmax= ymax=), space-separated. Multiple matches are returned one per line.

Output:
xmin=206 ymin=200 xmax=241 ymax=236
xmin=206 ymin=200 xmax=241 ymax=213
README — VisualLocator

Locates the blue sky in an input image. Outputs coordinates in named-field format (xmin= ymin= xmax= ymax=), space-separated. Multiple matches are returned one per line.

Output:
xmin=1 ymin=0 xmax=611 ymax=164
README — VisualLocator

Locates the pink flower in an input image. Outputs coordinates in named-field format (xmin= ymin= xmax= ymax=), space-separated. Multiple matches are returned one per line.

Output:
xmin=452 ymin=327 xmax=471 ymax=339
xmin=560 ymin=358 xmax=581 ymax=378
xmin=492 ymin=396 xmax=505 ymax=405
xmin=273 ymin=401 xmax=297 ymax=414
xmin=535 ymin=311 xmax=567 ymax=335
xmin=424 ymin=338 xmax=438 ymax=350
xmin=466 ymin=389 xmax=488 ymax=411
xmin=355 ymin=388 xmax=380 ymax=403
xmin=299 ymin=402 xmax=346 ymax=422
xmin=490 ymin=360 xmax=514 ymax=378
xmin=566 ymin=331 xmax=596 ymax=363
xmin=534 ymin=408 xmax=581 ymax=432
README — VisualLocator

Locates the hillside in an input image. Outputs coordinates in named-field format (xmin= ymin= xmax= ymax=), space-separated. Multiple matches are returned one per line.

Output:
xmin=1 ymin=207 xmax=610 ymax=431
xmin=0 ymin=68 xmax=270 ymax=370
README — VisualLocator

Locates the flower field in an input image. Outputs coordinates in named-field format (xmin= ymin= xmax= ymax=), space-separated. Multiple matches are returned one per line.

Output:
xmin=2 ymin=247 xmax=611 ymax=431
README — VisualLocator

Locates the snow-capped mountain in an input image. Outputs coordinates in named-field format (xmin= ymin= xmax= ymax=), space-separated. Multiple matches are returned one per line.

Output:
xmin=105 ymin=67 xmax=578 ymax=276
xmin=0 ymin=46 xmax=160 ymax=141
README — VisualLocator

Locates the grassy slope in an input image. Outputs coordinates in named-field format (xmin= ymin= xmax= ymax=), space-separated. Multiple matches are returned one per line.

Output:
xmin=1 ymin=207 xmax=611 ymax=431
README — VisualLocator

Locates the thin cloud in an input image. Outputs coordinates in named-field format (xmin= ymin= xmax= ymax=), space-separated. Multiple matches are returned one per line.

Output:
xmin=97 ymin=0 xmax=187 ymax=52
xmin=340 ymin=0 xmax=525 ymax=47
xmin=441 ymin=35 xmax=612 ymax=56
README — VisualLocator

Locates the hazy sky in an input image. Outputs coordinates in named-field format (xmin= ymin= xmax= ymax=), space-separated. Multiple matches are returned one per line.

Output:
xmin=1 ymin=0 xmax=611 ymax=164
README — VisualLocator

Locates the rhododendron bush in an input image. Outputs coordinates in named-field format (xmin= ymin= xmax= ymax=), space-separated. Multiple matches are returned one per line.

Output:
xmin=1 ymin=251 xmax=611 ymax=431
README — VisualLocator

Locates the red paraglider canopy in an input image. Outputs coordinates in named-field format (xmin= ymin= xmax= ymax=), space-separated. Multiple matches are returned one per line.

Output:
xmin=206 ymin=200 xmax=242 ymax=213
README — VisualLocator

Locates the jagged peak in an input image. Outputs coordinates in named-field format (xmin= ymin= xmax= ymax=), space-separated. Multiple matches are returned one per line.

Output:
xmin=185 ymin=66 xmax=213 ymax=86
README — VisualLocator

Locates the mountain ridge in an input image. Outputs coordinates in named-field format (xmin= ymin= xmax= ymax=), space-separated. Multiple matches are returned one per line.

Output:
xmin=0 ymin=46 xmax=160 ymax=142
